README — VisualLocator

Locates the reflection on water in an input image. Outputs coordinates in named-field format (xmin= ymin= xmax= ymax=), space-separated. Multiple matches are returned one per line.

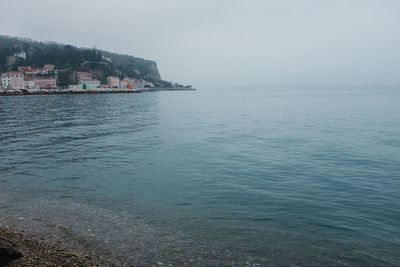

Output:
xmin=1 ymin=90 xmax=400 ymax=265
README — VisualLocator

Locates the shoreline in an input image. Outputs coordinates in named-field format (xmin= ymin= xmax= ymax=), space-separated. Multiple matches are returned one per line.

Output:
xmin=0 ymin=87 xmax=195 ymax=96
xmin=0 ymin=220 xmax=254 ymax=266
xmin=0 ymin=225 xmax=101 ymax=266
xmin=0 ymin=211 xmax=255 ymax=266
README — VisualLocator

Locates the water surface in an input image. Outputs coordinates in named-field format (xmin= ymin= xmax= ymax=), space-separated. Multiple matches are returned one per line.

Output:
xmin=1 ymin=88 xmax=400 ymax=266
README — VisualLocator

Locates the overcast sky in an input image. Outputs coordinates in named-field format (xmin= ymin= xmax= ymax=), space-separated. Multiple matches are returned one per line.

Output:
xmin=1 ymin=0 xmax=399 ymax=89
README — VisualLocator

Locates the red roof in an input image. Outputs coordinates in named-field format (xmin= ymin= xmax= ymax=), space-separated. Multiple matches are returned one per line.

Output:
xmin=75 ymin=72 xmax=90 ymax=75
xmin=35 ymin=78 xmax=56 ymax=81
xmin=3 ymin=71 xmax=23 ymax=74
xmin=80 ymin=79 xmax=100 ymax=82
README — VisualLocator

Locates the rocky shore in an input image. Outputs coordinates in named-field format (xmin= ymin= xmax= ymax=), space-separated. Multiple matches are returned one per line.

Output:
xmin=0 ymin=226 xmax=100 ymax=266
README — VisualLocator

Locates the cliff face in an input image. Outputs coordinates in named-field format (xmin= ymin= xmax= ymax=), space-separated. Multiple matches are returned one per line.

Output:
xmin=0 ymin=35 xmax=163 ymax=84
xmin=148 ymin=61 xmax=161 ymax=81
xmin=101 ymin=50 xmax=161 ymax=81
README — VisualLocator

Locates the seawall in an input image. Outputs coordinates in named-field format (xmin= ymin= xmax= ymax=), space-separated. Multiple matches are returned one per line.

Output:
xmin=0 ymin=87 xmax=195 ymax=96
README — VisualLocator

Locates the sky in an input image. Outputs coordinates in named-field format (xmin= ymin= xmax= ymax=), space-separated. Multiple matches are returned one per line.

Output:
xmin=1 ymin=0 xmax=399 ymax=89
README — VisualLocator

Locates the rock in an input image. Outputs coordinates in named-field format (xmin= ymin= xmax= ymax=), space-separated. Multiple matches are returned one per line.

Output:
xmin=0 ymin=239 xmax=23 ymax=266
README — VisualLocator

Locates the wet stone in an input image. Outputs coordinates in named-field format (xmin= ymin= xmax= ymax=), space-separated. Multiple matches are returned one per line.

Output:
xmin=0 ymin=239 xmax=22 ymax=265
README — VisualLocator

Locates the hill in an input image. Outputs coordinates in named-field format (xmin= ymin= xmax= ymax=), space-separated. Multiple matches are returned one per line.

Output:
xmin=0 ymin=35 xmax=171 ymax=87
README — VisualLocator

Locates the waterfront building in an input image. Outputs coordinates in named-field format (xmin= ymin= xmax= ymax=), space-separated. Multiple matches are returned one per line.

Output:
xmin=73 ymin=72 xmax=91 ymax=83
xmin=68 ymin=84 xmax=82 ymax=90
xmin=23 ymin=77 xmax=38 ymax=89
xmin=121 ymin=78 xmax=143 ymax=89
xmin=143 ymin=81 xmax=155 ymax=88
xmin=132 ymin=79 xmax=145 ymax=89
xmin=119 ymin=80 xmax=130 ymax=89
xmin=80 ymin=79 xmax=100 ymax=89
xmin=34 ymin=77 xmax=56 ymax=89
xmin=123 ymin=78 xmax=137 ymax=87
xmin=1 ymin=71 xmax=25 ymax=89
xmin=107 ymin=76 xmax=120 ymax=88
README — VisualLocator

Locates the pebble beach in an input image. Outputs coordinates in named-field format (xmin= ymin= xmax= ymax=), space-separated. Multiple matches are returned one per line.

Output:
xmin=0 ymin=225 xmax=100 ymax=266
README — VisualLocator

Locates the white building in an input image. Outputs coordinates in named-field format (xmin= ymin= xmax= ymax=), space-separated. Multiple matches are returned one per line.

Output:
xmin=44 ymin=64 xmax=55 ymax=72
xmin=40 ymin=64 xmax=55 ymax=75
xmin=143 ymin=81 xmax=155 ymax=88
xmin=119 ymin=80 xmax=130 ymax=89
xmin=107 ymin=76 xmax=120 ymax=88
xmin=14 ymin=52 xmax=27 ymax=60
xmin=69 ymin=84 xmax=83 ymax=90
xmin=1 ymin=72 xmax=25 ymax=89
xmin=80 ymin=79 xmax=101 ymax=89
xmin=24 ymin=78 xmax=38 ymax=89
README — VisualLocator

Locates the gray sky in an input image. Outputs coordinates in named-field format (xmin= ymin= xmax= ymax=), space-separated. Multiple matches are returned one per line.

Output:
xmin=1 ymin=0 xmax=399 ymax=89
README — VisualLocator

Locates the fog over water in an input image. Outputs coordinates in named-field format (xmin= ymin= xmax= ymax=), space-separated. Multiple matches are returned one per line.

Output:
xmin=1 ymin=0 xmax=399 ymax=89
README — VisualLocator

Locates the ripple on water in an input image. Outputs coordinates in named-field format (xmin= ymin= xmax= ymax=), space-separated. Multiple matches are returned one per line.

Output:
xmin=1 ymin=91 xmax=400 ymax=265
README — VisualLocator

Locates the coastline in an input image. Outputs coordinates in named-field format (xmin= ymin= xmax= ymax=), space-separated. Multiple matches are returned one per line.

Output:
xmin=0 ymin=219 xmax=253 ymax=267
xmin=0 ymin=225 xmax=100 ymax=266
xmin=0 ymin=204 xmax=255 ymax=267
xmin=0 ymin=87 xmax=195 ymax=96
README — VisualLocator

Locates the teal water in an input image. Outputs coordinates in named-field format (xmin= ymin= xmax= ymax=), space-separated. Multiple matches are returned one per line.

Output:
xmin=1 ymin=89 xmax=400 ymax=266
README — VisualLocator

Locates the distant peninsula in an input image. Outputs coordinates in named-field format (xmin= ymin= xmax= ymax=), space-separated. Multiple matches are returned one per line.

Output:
xmin=0 ymin=35 xmax=192 ymax=93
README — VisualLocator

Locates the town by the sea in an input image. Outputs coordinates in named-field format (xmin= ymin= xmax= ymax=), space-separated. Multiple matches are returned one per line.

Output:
xmin=1 ymin=88 xmax=400 ymax=266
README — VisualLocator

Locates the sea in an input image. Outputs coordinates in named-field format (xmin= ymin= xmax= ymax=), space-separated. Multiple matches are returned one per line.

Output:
xmin=0 ymin=88 xmax=399 ymax=266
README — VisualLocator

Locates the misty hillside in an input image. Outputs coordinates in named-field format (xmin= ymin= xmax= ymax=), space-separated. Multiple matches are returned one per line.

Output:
xmin=0 ymin=35 xmax=170 ymax=87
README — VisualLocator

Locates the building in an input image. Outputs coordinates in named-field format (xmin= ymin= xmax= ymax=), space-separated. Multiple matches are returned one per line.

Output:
xmin=34 ymin=78 xmax=57 ymax=89
xmin=14 ymin=52 xmax=27 ymax=60
xmin=68 ymin=84 xmax=82 ymax=90
xmin=123 ymin=78 xmax=135 ymax=84
xmin=6 ymin=56 xmax=17 ymax=65
xmin=44 ymin=64 xmax=55 ymax=72
xmin=25 ymin=68 xmax=42 ymax=76
xmin=73 ymin=72 xmax=91 ymax=83
xmin=143 ymin=81 xmax=155 ymax=88
xmin=42 ymin=64 xmax=55 ymax=74
xmin=119 ymin=78 xmax=146 ymax=89
xmin=132 ymin=79 xmax=145 ymax=89
xmin=119 ymin=80 xmax=130 ymax=89
xmin=23 ymin=77 xmax=38 ymax=89
xmin=18 ymin=66 xmax=32 ymax=74
xmin=107 ymin=76 xmax=120 ymax=88
xmin=102 ymin=56 xmax=112 ymax=62
xmin=1 ymin=72 xmax=24 ymax=89
xmin=122 ymin=78 xmax=137 ymax=89
xmin=80 ymin=79 xmax=100 ymax=89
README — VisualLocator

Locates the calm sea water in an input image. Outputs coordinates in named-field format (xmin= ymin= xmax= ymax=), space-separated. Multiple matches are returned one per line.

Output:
xmin=1 ymin=89 xmax=400 ymax=266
